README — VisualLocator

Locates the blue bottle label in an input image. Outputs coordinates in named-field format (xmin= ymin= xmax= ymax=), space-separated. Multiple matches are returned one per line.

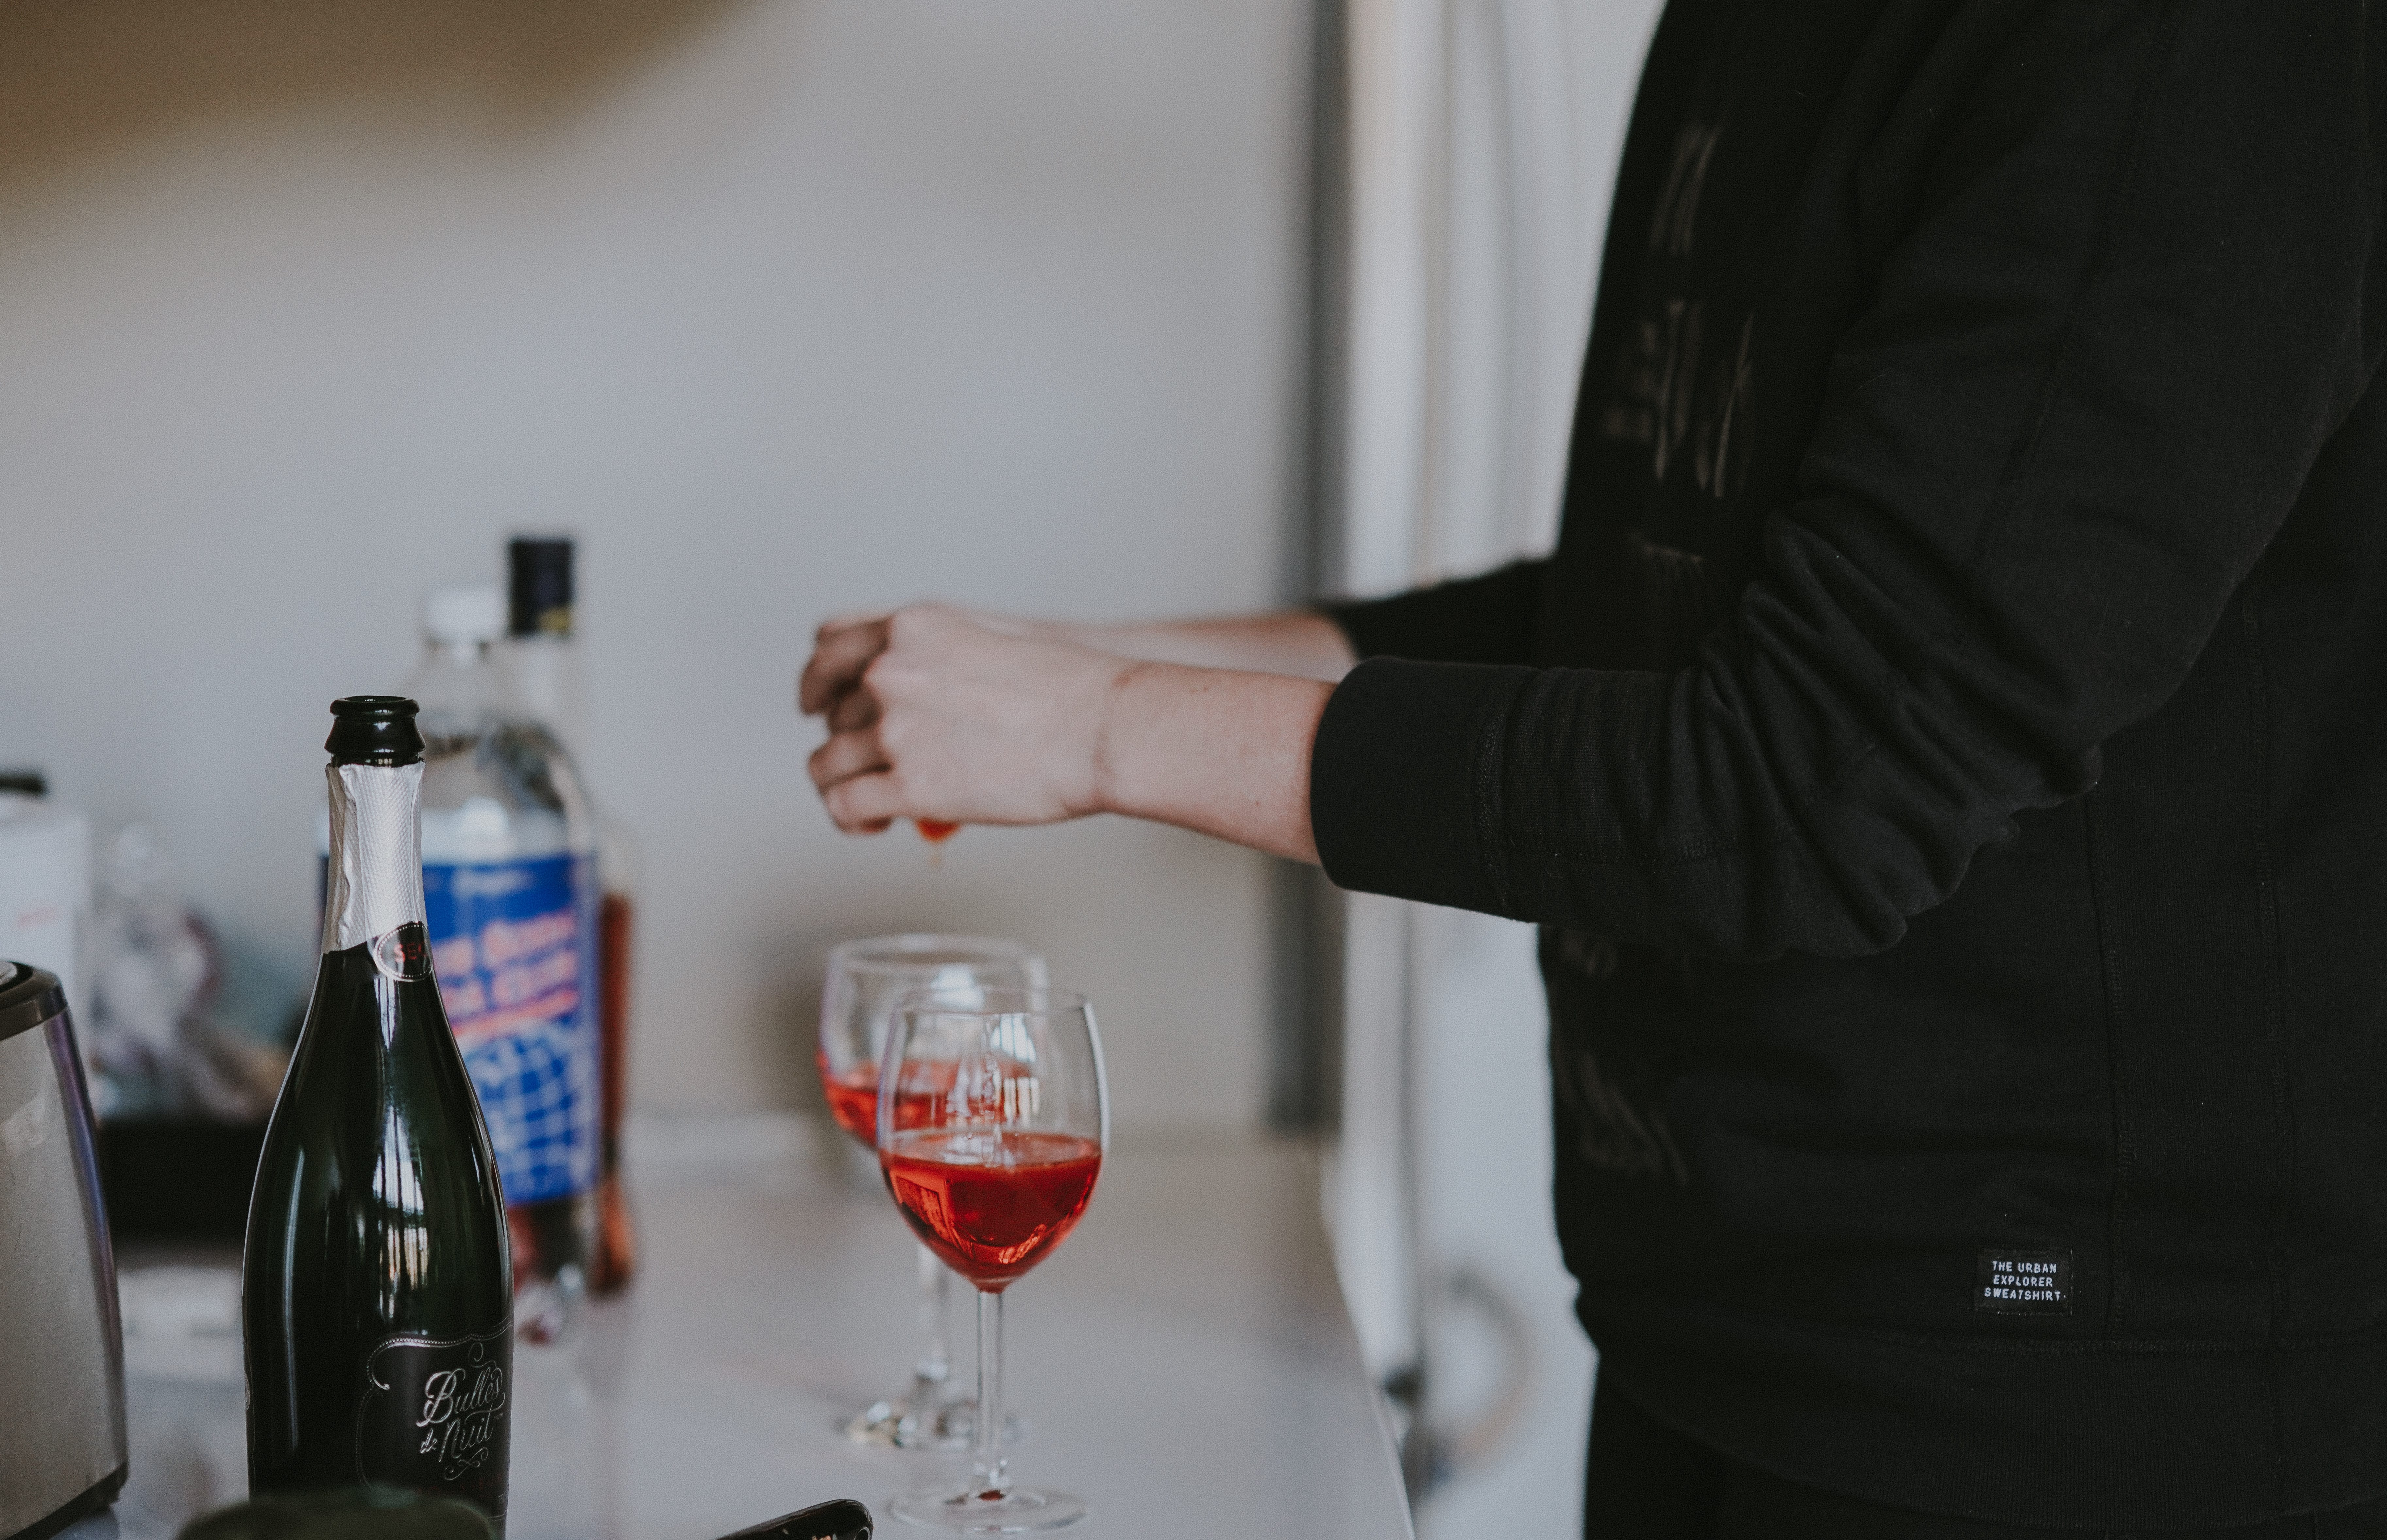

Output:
xmin=424 ymin=853 xmax=599 ymax=1205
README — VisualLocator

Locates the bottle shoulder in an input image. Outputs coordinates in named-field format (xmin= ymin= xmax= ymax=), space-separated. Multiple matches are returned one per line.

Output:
xmin=415 ymin=723 xmax=593 ymax=861
xmin=272 ymin=949 xmax=500 ymax=1167
xmin=389 ymin=645 xmax=598 ymax=859
xmin=251 ymin=953 xmax=511 ymax=1317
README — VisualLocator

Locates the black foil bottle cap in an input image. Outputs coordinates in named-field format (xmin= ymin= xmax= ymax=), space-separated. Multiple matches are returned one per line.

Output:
xmin=508 ymin=535 xmax=574 ymax=639
xmin=326 ymin=697 xmax=425 ymax=766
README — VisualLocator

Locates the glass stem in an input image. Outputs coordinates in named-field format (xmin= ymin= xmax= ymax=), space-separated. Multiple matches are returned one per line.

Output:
xmin=915 ymin=1243 xmax=951 ymax=1387
xmin=974 ymin=1288 xmax=1007 ymax=1496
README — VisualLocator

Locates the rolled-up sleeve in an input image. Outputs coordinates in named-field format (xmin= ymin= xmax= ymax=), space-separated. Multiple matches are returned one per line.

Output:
xmin=1310 ymin=2 xmax=2381 ymax=959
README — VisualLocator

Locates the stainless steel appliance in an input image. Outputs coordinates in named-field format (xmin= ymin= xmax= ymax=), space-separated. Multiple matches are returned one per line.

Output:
xmin=0 ymin=962 xmax=126 ymax=1540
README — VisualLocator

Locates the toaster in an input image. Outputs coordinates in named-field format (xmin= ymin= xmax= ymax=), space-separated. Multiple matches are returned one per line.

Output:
xmin=0 ymin=962 xmax=127 ymax=1540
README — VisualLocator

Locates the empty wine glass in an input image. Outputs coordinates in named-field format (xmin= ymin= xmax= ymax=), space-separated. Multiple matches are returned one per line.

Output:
xmin=818 ymin=935 xmax=1045 ymax=1448
xmin=880 ymin=987 xmax=1107 ymax=1533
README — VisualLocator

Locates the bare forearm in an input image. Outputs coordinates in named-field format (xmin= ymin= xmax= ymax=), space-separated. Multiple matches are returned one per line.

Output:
xmin=1051 ymin=611 xmax=1357 ymax=682
xmin=1094 ymin=663 xmax=1330 ymax=863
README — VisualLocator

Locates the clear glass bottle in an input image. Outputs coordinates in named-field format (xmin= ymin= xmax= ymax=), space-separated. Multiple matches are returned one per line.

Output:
xmin=405 ymin=583 xmax=601 ymax=1345
xmin=500 ymin=536 xmax=638 ymax=1296
xmin=499 ymin=537 xmax=588 ymax=761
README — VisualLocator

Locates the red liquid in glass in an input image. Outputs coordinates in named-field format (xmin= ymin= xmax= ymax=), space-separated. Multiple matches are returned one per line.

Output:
xmin=880 ymin=1130 xmax=1102 ymax=1291
xmin=817 ymin=1052 xmax=958 ymax=1149
xmin=820 ymin=1055 xmax=880 ymax=1147
xmin=916 ymin=819 xmax=960 ymax=843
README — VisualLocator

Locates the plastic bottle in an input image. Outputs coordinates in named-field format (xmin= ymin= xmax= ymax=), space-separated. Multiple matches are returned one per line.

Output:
xmin=403 ymin=584 xmax=600 ymax=1344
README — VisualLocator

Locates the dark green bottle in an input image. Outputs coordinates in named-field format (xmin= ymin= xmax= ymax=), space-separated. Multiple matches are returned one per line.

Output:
xmin=245 ymin=697 xmax=514 ymax=1530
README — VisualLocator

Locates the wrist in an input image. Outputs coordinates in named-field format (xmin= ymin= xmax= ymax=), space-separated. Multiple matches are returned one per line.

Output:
xmin=1082 ymin=661 xmax=1329 ymax=863
xmin=1087 ymin=658 xmax=1156 ymax=817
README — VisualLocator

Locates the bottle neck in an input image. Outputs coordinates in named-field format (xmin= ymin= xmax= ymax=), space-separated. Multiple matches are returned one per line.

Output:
xmin=322 ymin=761 xmax=428 ymax=954
xmin=407 ymin=638 xmax=522 ymax=748
xmin=429 ymin=637 xmax=493 ymax=669
xmin=513 ymin=609 xmax=574 ymax=642
xmin=504 ymin=632 xmax=589 ymax=764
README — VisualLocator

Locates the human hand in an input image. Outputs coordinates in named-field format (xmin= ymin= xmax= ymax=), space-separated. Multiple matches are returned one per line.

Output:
xmin=799 ymin=606 xmax=1058 ymax=729
xmin=800 ymin=604 xmax=1134 ymax=834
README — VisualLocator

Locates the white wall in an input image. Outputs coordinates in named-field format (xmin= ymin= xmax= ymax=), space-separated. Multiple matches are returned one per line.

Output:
xmin=0 ymin=0 xmax=1311 ymax=1129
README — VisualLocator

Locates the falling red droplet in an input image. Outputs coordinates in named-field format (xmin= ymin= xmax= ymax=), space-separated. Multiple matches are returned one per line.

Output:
xmin=916 ymin=819 xmax=960 ymax=844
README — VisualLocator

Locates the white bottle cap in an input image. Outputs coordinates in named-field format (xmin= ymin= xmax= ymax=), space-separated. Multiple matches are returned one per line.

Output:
xmin=423 ymin=584 xmax=507 ymax=646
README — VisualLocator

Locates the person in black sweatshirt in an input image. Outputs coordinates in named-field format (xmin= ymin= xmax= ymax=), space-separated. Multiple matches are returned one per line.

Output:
xmin=801 ymin=2 xmax=2387 ymax=1532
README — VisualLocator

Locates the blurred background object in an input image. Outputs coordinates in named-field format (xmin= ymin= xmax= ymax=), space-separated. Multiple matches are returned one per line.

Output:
xmin=0 ymin=0 xmax=1662 ymax=1531
xmin=88 ymin=825 xmax=288 ymax=1125
xmin=83 ymin=822 xmax=295 ymax=1243
xmin=403 ymin=580 xmax=603 ymax=1343
xmin=502 ymin=535 xmax=644 ymax=1297
xmin=0 ymin=772 xmax=93 ymax=1051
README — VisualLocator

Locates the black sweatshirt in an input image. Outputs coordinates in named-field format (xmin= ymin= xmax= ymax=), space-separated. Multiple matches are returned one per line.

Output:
xmin=1314 ymin=2 xmax=2387 ymax=1527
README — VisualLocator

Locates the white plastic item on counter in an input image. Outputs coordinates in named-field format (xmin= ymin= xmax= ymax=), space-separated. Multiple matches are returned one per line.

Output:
xmin=0 ymin=790 xmax=92 ymax=1024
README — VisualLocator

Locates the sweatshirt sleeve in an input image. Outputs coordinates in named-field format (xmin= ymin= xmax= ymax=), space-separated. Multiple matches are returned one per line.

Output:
xmin=1310 ymin=2 xmax=2384 ymax=958
xmin=1322 ymin=560 xmax=1547 ymax=665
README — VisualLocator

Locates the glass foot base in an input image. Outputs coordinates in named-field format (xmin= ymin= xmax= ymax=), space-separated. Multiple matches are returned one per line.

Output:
xmin=889 ymin=1485 xmax=1085 ymax=1534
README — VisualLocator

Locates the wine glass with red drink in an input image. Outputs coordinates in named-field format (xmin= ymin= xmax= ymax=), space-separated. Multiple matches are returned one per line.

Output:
xmin=880 ymin=986 xmax=1107 ymax=1533
xmin=818 ymin=935 xmax=1046 ymax=1448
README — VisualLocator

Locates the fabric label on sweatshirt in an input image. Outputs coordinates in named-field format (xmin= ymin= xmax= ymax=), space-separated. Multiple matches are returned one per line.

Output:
xmin=1975 ymin=1249 xmax=2074 ymax=1315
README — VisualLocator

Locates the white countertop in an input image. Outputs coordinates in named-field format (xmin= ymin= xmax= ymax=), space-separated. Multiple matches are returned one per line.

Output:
xmin=99 ymin=1127 xmax=1415 ymax=1540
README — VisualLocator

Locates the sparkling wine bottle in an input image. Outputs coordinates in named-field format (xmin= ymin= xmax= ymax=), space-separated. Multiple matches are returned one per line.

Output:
xmin=245 ymin=697 xmax=513 ymax=1528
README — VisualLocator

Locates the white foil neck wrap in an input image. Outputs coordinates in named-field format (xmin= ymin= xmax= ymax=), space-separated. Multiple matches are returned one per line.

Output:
xmin=322 ymin=762 xmax=427 ymax=953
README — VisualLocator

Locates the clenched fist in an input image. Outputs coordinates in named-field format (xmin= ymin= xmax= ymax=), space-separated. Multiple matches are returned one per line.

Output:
xmin=799 ymin=604 xmax=1136 ymax=834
